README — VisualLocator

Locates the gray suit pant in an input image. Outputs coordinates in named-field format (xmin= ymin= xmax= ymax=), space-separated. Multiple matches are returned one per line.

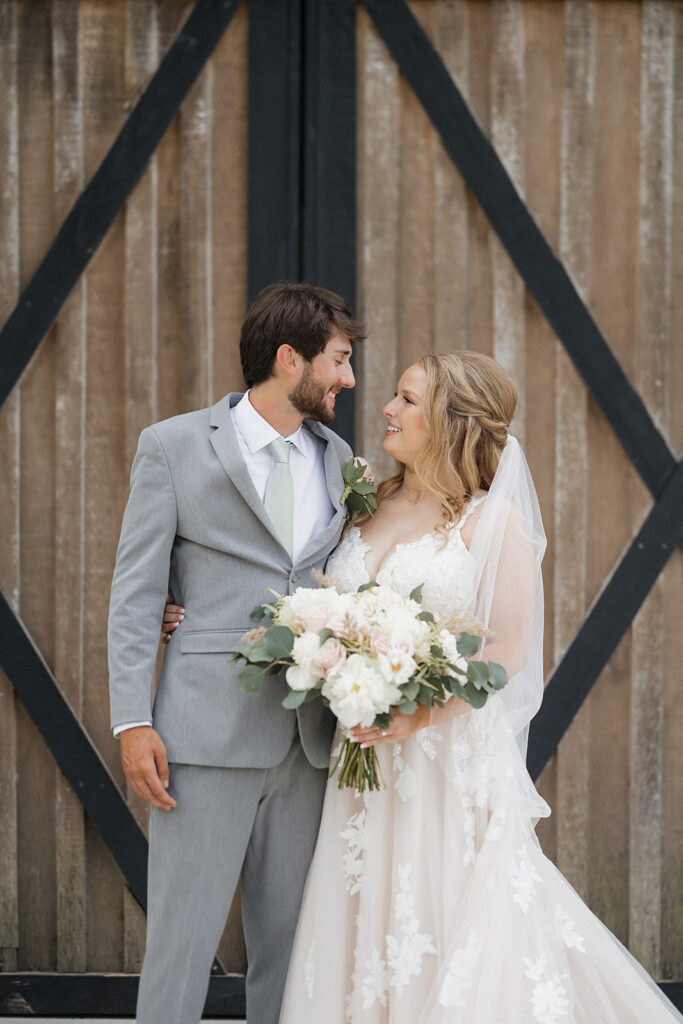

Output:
xmin=136 ymin=735 xmax=328 ymax=1024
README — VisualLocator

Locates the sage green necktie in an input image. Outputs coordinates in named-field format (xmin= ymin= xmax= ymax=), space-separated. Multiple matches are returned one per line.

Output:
xmin=264 ymin=439 xmax=294 ymax=556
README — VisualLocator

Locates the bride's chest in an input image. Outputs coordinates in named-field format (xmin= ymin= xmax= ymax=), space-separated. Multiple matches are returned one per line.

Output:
xmin=326 ymin=526 xmax=477 ymax=618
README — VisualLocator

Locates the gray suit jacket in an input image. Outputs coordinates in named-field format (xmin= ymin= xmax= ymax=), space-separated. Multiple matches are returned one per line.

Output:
xmin=108 ymin=392 xmax=352 ymax=769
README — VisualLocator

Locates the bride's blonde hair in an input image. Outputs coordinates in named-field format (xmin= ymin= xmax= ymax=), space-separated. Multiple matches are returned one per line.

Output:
xmin=356 ymin=351 xmax=517 ymax=536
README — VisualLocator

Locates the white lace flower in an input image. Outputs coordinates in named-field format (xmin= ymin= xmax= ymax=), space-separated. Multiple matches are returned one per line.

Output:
xmin=438 ymin=931 xmax=483 ymax=1007
xmin=510 ymin=845 xmax=543 ymax=914
xmin=554 ymin=904 xmax=586 ymax=953
xmin=524 ymin=954 xmax=570 ymax=1023
xmin=415 ymin=725 xmax=445 ymax=760
xmin=392 ymin=743 xmax=418 ymax=802
xmin=340 ymin=808 xmax=367 ymax=895
xmin=361 ymin=948 xmax=389 ymax=1009
xmin=386 ymin=863 xmax=436 ymax=996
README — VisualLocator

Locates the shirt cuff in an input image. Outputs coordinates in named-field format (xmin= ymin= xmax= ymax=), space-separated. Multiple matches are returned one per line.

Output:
xmin=113 ymin=720 xmax=153 ymax=738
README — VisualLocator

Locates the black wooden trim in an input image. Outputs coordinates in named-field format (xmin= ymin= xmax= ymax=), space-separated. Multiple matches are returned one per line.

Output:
xmin=0 ymin=972 xmax=680 ymax=1016
xmin=0 ymin=587 xmax=149 ymax=909
xmin=302 ymin=0 xmax=358 ymax=448
xmin=528 ymin=461 xmax=683 ymax=780
xmin=247 ymin=0 xmax=303 ymax=303
xmin=0 ymin=0 xmax=242 ymax=414
xmin=362 ymin=0 xmax=676 ymax=500
xmin=0 ymin=973 xmax=246 ymax=1018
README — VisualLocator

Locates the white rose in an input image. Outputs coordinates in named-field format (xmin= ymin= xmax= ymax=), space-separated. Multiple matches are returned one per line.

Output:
xmin=322 ymin=653 xmax=401 ymax=729
xmin=285 ymin=587 xmax=346 ymax=634
xmin=377 ymin=649 xmax=418 ymax=686
xmin=438 ymin=629 xmax=469 ymax=676
xmin=286 ymin=632 xmax=324 ymax=691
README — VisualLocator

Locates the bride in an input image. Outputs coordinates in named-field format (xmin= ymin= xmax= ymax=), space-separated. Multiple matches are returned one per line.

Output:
xmin=164 ymin=351 xmax=680 ymax=1023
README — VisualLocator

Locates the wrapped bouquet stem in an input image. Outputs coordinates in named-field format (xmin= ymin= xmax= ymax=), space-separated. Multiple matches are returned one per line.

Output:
xmin=231 ymin=580 xmax=509 ymax=792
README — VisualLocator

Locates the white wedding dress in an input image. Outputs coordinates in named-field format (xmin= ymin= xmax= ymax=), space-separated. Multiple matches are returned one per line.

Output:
xmin=279 ymin=500 xmax=681 ymax=1024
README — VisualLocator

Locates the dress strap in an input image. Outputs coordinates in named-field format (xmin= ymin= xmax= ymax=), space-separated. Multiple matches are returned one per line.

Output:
xmin=454 ymin=493 xmax=487 ymax=533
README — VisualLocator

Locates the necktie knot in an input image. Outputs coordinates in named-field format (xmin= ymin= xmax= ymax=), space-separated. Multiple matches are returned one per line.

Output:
xmin=268 ymin=438 xmax=292 ymax=465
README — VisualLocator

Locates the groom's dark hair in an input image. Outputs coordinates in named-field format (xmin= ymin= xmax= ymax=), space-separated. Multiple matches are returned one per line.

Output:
xmin=240 ymin=282 xmax=366 ymax=387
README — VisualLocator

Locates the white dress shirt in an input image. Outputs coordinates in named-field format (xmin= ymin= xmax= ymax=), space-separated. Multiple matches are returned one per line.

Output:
xmin=114 ymin=391 xmax=335 ymax=736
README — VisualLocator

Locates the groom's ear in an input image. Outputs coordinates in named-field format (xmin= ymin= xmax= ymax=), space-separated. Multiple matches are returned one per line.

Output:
xmin=274 ymin=344 xmax=305 ymax=380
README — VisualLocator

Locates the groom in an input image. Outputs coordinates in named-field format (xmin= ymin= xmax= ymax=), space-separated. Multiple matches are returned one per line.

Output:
xmin=108 ymin=282 xmax=365 ymax=1024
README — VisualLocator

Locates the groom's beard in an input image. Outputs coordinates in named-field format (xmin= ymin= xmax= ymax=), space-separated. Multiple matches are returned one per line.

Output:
xmin=289 ymin=364 xmax=335 ymax=425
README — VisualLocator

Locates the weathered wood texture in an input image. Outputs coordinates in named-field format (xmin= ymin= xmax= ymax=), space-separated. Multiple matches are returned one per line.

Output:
xmin=0 ymin=0 xmax=680 ymax=985
xmin=356 ymin=0 xmax=682 ymax=982
xmin=0 ymin=0 xmax=248 ymax=974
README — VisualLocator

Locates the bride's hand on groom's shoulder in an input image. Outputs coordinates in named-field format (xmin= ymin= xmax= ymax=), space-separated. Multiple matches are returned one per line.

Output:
xmin=351 ymin=705 xmax=430 ymax=748
xmin=160 ymin=597 xmax=185 ymax=645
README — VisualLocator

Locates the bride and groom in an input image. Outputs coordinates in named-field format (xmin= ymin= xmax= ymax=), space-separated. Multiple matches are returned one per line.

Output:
xmin=108 ymin=282 xmax=680 ymax=1024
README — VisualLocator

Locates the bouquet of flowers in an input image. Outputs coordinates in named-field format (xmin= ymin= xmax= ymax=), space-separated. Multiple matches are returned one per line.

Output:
xmin=232 ymin=580 xmax=508 ymax=792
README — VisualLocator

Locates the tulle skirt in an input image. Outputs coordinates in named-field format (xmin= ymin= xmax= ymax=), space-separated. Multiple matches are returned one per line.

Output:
xmin=280 ymin=700 xmax=681 ymax=1023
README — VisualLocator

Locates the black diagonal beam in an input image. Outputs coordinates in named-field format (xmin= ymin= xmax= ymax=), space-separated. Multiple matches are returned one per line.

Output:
xmin=0 ymin=0 xmax=243 ymax=413
xmin=0 ymin=587 xmax=149 ymax=908
xmin=302 ymin=0 xmax=358 ymax=448
xmin=528 ymin=461 xmax=683 ymax=779
xmin=363 ymin=0 xmax=676 ymax=500
xmin=247 ymin=0 xmax=303 ymax=302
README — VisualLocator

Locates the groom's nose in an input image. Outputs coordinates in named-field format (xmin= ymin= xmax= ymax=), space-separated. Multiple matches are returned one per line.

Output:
xmin=339 ymin=361 xmax=355 ymax=388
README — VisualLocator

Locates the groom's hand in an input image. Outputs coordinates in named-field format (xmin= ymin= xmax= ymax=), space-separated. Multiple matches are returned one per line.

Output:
xmin=120 ymin=726 xmax=177 ymax=811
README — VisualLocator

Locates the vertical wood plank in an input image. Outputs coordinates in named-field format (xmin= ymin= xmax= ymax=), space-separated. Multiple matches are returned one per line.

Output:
xmin=463 ymin=0 xmax=493 ymax=354
xmin=81 ymin=0 xmax=128 ymax=972
xmin=553 ymin=0 xmax=593 ymax=903
xmin=586 ymin=0 xmax=641 ymax=944
xmin=52 ymin=0 xmax=87 ymax=974
xmin=16 ymin=0 xmax=57 ymax=971
xmin=397 ymin=2 xmax=436 ymax=367
xmin=122 ymin=0 xmax=159 ymax=973
xmin=210 ymin=2 xmax=248 ymax=403
xmin=434 ymin=0 xmax=469 ymax=352
xmin=523 ymin=0 xmax=564 ymax=863
xmin=661 ymin=0 xmax=683 ymax=981
xmin=0 ymin=0 xmax=20 ymax=975
xmin=155 ymin=1 xmax=188 ymax=422
xmin=356 ymin=6 xmax=400 ymax=479
xmin=179 ymin=57 xmax=213 ymax=411
xmin=629 ymin=0 xmax=674 ymax=976
xmin=490 ymin=0 xmax=526 ymax=445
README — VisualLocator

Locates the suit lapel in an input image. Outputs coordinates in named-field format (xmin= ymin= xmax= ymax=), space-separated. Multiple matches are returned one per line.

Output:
xmin=209 ymin=393 xmax=278 ymax=541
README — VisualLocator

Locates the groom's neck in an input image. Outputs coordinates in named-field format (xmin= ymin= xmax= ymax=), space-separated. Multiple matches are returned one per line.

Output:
xmin=248 ymin=381 xmax=306 ymax=438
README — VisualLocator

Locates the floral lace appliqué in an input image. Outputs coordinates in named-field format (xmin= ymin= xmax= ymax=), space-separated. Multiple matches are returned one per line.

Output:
xmin=415 ymin=725 xmax=445 ymax=760
xmin=392 ymin=742 xmax=418 ymax=802
xmin=524 ymin=954 xmax=570 ymax=1023
xmin=360 ymin=948 xmax=390 ymax=1010
xmin=510 ymin=845 xmax=543 ymax=914
xmin=554 ymin=904 xmax=586 ymax=952
xmin=438 ymin=931 xmax=483 ymax=1007
xmin=340 ymin=807 xmax=367 ymax=895
xmin=386 ymin=862 xmax=437 ymax=996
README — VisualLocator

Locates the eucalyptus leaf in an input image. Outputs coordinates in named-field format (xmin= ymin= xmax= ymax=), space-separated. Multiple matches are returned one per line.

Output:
xmin=282 ymin=689 xmax=308 ymax=709
xmin=430 ymin=644 xmax=443 ymax=659
xmin=345 ymin=491 xmax=365 ymax=514
xmin=263 ymin=626 xmax=295 ymax=659
xmin=400 ymin=680 xmax=420 ymax=701
xmin=467 ymin=660 xmax=490 ymax=689
xmin=342 ymin=460 xmax=358 ymax=484
xmin=236 ymin=663 xmax=269 ymax=693
xmin=399 ymin=698 xmax=418 ymax=715
xmin=374 ymin=711 xmax=393 ymax=729
xmin=354 ymin=480 xmax=375 ymax=494
xmin=488 ymin=661 xmax=508 ymax=690
xmin=457 ymin=631 xmax=482 ymax=658
xmin=318 ymin=628 xmax=334 ymax=644
xmin=409 ymin=583 xmax=424 ymax=603
xmin=417 ymin=610 xmax=435 ymax=623
xmin=250 ymin=604 xmax=267 ymax=621
xmin=459 ymin=682 xmax=488 ymax=709
xmin=358 ymin=581 xmax=378 ymax=593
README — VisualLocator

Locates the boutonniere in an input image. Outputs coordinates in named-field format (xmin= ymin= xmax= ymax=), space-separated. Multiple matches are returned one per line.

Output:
xmin=340 ymin=457 xmax=377 ymax=517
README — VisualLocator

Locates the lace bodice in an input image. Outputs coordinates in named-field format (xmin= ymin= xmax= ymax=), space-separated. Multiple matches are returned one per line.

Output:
xmin=326 ymin=497 xmax=485 ymax=620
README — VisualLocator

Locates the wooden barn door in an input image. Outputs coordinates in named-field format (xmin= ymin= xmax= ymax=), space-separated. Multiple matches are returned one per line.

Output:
xmin=0 ymin=0 xmax=680 ymax=1016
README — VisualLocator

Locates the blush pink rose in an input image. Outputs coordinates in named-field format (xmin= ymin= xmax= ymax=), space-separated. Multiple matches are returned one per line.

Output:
xmin=370 ymin=629 xmax=393 ymax=656
xmin=296 ymin=606 xmax=333 ymax=634
xmin=312 ymin=638 xmax=345 ymax=677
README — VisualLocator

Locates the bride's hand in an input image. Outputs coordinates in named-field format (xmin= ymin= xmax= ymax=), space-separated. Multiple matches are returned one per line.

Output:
xmin=161 ymin=597 xmax=184 ymax=645
xmin=351 ymin=705 xmax=430 ymax=747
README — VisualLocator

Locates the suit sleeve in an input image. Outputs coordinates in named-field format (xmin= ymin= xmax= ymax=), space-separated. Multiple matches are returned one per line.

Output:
xmin=108 ymin=426 xmax=178 ymax=730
